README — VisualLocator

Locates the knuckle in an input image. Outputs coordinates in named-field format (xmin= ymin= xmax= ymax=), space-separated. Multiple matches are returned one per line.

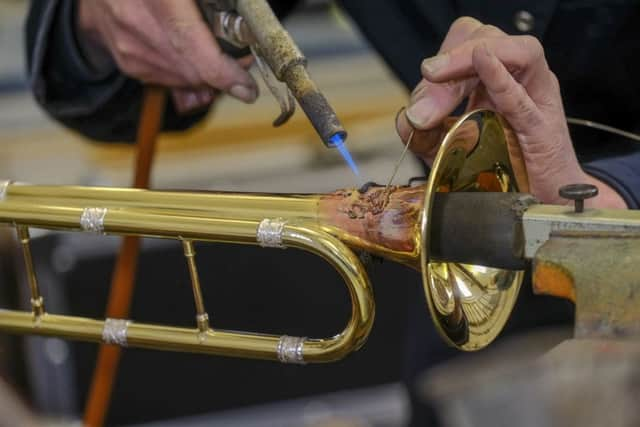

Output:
xmin=474 ymin=24 xmax=504 ymax=37
xmin=108 ymin=2 xmax=126 ymax=23
xmin=113 ymin=39 xmax=132 ymax=59
xmin=167 ymin=18 xmax=195 ymax=53
xmin=184 ymin=70 xmax=203 ymax=87
xmin=443 ymin=79 xmax=467 ymax=99
xmin=199 ymin=66 xmax=225 ymax=88
xmin=450 ymin=16 xmax=482 ymax=35
xmin=514 ymin=95 xmax=533 ymax=115
xmin=452 ymin=16 xmax=482 ymax=30
xmin=199 ymin=57 xmax=237 ymax=89
xmin=518 ymin=35 xmax=544 ymax=57
xmin=108 ymin=1 xmax=137 ymax=29
xmin=513 ymin=99 xmax=542 ymax=127
xmin=548 ymin=71 xmax=561 ymax=92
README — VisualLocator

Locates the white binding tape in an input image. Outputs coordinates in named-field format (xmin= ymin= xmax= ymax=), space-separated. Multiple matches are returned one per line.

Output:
xmin=80 ymin=207 xmax=108 ymax=233
xmin=257 ymin=218 xmax=287 ymax=248
xmin=277 ymin=335 xmax=306 ymax=365
xmin=102 ymin=318 xmax=131 ymax=347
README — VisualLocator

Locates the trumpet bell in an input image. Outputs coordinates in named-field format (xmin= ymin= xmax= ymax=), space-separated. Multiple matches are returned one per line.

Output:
xmin=420 ymin=110 xmax=528 ymax=350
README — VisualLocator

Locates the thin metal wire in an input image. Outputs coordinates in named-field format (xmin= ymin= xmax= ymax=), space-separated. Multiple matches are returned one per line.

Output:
xmin=385 ymin=129 xmax=415 ymax=195
xmin=566 ymin=117 xmax=640 ymax=143
xmin=382 ymin=116 xmax=637 ymax=196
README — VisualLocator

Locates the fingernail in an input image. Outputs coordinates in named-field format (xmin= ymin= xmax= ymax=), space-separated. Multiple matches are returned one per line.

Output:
xmin=395 ymin=106 xmax=408 ymax=134
xmin=422 ymin=54 xmax=449 ymax=75
xmin=395 ymin=106 xmax=407 ymax=127
xmin=229 ymin=84 xmax=258 ymax=103
xmin=410 ymin=83 xmax=428 ymax=105
xmin=406 ymin=97 xmax=436 ymax=128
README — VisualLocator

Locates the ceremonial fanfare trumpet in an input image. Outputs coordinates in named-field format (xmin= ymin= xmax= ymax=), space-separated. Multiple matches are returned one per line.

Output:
xmin=0 ymin=111 xmax=528 ymax=364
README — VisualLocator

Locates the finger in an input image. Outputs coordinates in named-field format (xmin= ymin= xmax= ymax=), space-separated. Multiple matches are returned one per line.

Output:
xmin=439 ymin=16 xmax=483 ymax=53
xmin=237 ymin=55 xmax=255 ymax=70
xmin=171 ymin=88 xmax=215 ymax=114
xmin=472 ymin=43 xmax=544 ymax=135
xmin=158 ymin=2 xmax=258 ymax=103
xmin=467 ymin=23 xmax=506 ymax=39
xmin=107 ymin=3 xmax=204 ymax=87
xmin=421 ymin=35 xmax=547 ymax=86
xmin=103 ymin=31 xmax=197 ymax=87
xmin=405 ymin=20 xmax=501 ymax=130
xmin=396 ymin=107 xmax=413 ymax=143
xmin=395 ymin=108 xmax=446 ymax=164
xmin=466 ymin=82 xmax=496 ymax=111
xmin=405 ymin=77 xmax=479 ymax=129
xmin=110 ymin=51 xmax=189 ymax=87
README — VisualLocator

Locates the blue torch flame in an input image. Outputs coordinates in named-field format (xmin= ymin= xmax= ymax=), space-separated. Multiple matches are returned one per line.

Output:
xmin=330 ymin=133 xmax=360 ymax=178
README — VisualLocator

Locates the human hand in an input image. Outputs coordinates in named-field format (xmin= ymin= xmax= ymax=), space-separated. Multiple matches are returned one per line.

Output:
xmin=77 ymin=0 xmax=259 ymax=113
xmin=396 ymin=17 xmax=626 ymax=208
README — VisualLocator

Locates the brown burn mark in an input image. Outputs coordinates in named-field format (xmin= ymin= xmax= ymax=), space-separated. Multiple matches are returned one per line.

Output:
xmin=320 ymin=185 xmax=424 ymax=253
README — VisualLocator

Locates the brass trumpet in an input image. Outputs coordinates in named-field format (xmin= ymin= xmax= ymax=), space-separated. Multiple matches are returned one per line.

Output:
xmin=0 ymin=110 xmax=527 ymax=364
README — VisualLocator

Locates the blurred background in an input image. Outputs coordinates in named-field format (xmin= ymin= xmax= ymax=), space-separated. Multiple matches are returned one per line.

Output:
xmin=0 ymin=0 xmax=424 ymax=426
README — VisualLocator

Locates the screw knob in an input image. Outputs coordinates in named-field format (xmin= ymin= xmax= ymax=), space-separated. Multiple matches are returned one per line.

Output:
xmin=559 ymin=183 xmax=598 ymax=213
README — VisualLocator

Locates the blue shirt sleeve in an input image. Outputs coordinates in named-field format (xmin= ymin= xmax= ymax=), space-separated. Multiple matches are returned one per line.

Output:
xmin=583 ymin=150 xmax=640 ymax=209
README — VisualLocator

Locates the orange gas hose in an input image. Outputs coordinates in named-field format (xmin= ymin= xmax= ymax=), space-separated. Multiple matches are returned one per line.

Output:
xmin=83 ymin=86 xmax=166 ymax=427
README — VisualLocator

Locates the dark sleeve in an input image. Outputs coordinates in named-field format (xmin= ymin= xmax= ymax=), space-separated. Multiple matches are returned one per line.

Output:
xmin=25 ymin=0 xmax=301 ymax=143
xmin=582 ymin=151 xmax=640 ymax=209
xmin=26 ymin=0 xmax=207 ymax=143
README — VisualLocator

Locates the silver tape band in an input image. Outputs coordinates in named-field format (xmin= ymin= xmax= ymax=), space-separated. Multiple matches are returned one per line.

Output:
xmin=257 ymin=218 xmax=287 ymax=248
xmin=277 ymin=335 xmax=306 ymax=365
xmin=0 ymin=180 xmax=10 ymax=201
xmin=80 ymin=207 xmax=108 ymax=233
xmin=102 ymin=318 xmax=131 ymax=347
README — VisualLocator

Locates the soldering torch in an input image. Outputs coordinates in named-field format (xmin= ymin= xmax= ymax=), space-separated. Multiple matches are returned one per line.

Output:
xmin=198 ymin=0 xmax=348 ymax=148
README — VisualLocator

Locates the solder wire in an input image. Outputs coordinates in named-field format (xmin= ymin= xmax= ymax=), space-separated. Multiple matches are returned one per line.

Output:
xmin=384 ymin=129 xmax=415 ymax=196
xmin=383 ymin=115 xmax=639 ymax=197
xmin=566 ymin=117 xmax=640 ymax=142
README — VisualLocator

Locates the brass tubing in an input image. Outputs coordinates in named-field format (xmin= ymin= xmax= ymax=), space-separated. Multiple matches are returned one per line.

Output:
xmin=182 ymin=240 xmax=210 ymax=332
xmin=0 ymin=202 xmax=266 ymax=244
xmin=15 ymin=226 xmax=45 ymax=317
xmin=4 ymin=185 xmax=319 ymax=220
xmin=0 ymin=188 xmax=421 ymax=269
xmin=0 ymin=223 xmax=373 ymax=363
xmin=282 ymin=224 xmax=374 ymax=360
xmin=0 ymin=310 xmax=362 ymax=362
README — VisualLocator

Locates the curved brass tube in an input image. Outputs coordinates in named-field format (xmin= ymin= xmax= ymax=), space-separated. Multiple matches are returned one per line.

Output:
xmin=0 ymin=199 xmax=374 ymax=363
